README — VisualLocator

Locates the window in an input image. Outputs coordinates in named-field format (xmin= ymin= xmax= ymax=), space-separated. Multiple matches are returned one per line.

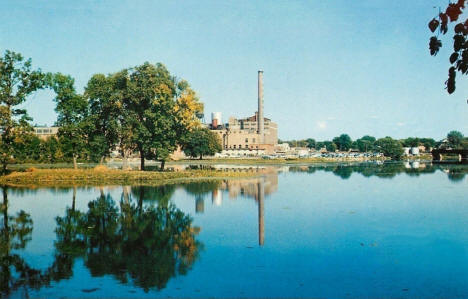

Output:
xmin=245 ymin=138 xmax=248 ymax=143
xmin=253 ymin=138 xmax=256 ymax=143
xmin=233 ymin=145 xmax=236 ymax=149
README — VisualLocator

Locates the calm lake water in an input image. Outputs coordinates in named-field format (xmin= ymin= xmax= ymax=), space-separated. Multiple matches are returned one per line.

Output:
xmin=1 ymin=162 xmax=468 ymax=298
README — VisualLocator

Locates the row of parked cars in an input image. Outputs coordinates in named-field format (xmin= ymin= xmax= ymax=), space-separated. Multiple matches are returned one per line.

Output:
xmin=262 ymin=152 xmax=385 ymax=159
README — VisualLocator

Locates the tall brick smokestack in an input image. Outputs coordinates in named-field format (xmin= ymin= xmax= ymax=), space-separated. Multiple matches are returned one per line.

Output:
xmin=258 ymin=70 xmax=264 ymax=143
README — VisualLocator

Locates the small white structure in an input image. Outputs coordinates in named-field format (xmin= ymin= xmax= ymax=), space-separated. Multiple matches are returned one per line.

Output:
xmin=296 ymin=148 xmax=309 ymax=158
xmin=410 ymin=147 xmax=420 ymax=155
xmin=403 ymin=147 xmax=411 ymax=155
xmin=275 ymin=143 xmax=290 ymax=153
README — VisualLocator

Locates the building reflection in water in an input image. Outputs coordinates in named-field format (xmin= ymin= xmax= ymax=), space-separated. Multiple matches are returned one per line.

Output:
xmin=200 ymin=168 xmax=279 ymax=246
xmin=212 ymin=189 xmax=222 ymax=206
xmin=196 ymin=197 xmax=204 ymax=213
xmin=257 ymin=178 xmax=265 ymax=246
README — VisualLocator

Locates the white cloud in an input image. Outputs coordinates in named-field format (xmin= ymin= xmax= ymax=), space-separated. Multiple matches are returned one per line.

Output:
xmin=327 ymin=116 xmax=336 ymax=121
xmin=317 ymin=121 xmax=327 ymax=129
xmin=396 ymin=122 xmax=405 ymax=127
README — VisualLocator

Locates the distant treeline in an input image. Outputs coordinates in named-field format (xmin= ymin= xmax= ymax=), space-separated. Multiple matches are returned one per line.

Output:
xmin=280 ymin=131 xmax=468 ymax=159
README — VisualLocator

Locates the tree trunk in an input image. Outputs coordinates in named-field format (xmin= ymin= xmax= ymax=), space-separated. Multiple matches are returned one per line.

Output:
xmin=140 ymin=151 xmax=145 ymax=171
xmin=1 ymin=162 xmax=7 ymax=175
xmin=199 ymin=154 xmax=203 ymax=160
xmin=160 ymin=160 xmax=166 ymax=171
xmin=100 ymin=156 xmax=105 ymax=165
xmin=72 ymin=154 xmax=77 ymax=169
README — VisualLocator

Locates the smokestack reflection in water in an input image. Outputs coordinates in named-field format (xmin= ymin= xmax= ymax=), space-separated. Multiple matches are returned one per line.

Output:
xmin=257 ymin=178 xmax=265 ymax=246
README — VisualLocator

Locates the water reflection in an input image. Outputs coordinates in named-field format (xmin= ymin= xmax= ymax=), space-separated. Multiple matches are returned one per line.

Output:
xmin=180 ymin=176 xmax=276 ymax=246
xmin=0 ymin=186 xmax=202 ymax=297
xmin=286 ymin=161 xmax=468 ymax=181
xmin=184 ymin=181 xmax=221 ymax=214
xmin=0 ymin=187 xmax=49 ymax=297
xmin=50 ymin=189 xmax=202 ymax=292
xmin=1 ymin=162 xmax=468 ymax=297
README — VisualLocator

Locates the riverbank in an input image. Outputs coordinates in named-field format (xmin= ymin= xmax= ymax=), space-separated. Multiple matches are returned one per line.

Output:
xmin=0 ymin=168 xmax=261 ymax=188
xmin=171 ymin=154 xmax=433 ymax=165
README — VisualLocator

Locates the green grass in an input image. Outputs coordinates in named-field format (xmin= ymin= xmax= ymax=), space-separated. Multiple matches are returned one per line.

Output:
xmin=0 ymin=168 xmax=260 ymax=188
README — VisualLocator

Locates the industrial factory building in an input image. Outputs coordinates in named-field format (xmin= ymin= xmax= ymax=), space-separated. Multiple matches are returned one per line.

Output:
xmin=208 ymin=71 xmax=278 ymax=154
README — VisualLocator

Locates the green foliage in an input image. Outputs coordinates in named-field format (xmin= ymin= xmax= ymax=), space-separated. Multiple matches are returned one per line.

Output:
xmin=315 ymin=141 xmax=324 ymax=150
xmin=401 ymin=137 xmax=420 ymax=147
xmin=49 ymin=73 xmax=89 ymax=167
xmin=182 ymin=128 xmax=222 ymax=159
xmin=323 ymin=141 xmax=337 ymax=152
xmin=419 ymin=138 xmax=436 ymax=150
xmin=461 ymin=137 xmax=468 ymax=149
xmin=0 ymin=50 xmax=46 ymax=173
xmin=286 ymin=140 xmax=308 ymax=147
xmin=124 ymin=63 xmax=178 ymax=169
xmin=332 ymin=134 xmax=352 ymax=151
xmin=85 ymin=72 xmax=126 ymax=162
xmin=306 ymin=138 xmax=316 ymax=149
xmin=447 ymin=130 xmax=464 ymax=148
xmin=375 ymin=137 xmax=404 ymax=160
xmin=355 ymin=135 xmax=376 ymax=152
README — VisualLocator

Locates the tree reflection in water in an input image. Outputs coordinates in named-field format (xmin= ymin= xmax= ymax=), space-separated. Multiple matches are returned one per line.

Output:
xmin=0 ymin=187 xmax=50 ymax=297
xmin=51 ymin=186 xmax=202 ymax=292
xmin=287 ymin=161 xmax=468 ymax=181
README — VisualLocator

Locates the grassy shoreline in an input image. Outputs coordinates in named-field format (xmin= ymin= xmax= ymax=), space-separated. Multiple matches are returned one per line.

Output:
xmin=1 ymin=155 xmax=436 ymax=187
xmin=0 ymin=168 xmax=261 ymax=188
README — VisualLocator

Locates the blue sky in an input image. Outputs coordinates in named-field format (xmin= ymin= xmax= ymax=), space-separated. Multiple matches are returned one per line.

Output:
xmin=1 ymin=0 xmax=467 ymax=140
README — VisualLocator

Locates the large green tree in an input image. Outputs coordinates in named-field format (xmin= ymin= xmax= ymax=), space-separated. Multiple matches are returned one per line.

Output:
xmin=375 ymin=137 xmax=404 ymax=160
xmin=49 ymin=73 xmax=89 ymax=169
xmin=355 ymin=135 xmax=376 ymax=152
xmin=84 ymin=64 xmax=202 ymax=170
xmin=124 ymin=63 xmax=176 ymax=170
xmin=447 ymin=130 xmax=464 ymax=148
xmin=85 ymin=73 xmax=124 ymax=164
xmin=124 ymin=63 xmax=202 ymax=170
xmin=332 ymin=134 xmax=352 ymax=151
xmin=323 ymin=141 xmax=337 ymax=152
xmin=0 ymin=50 xmax=46 ymax=174
xmin=182 ymin=127 xmax=222 ymax=159
xmin=401 ymin=137 xmax=420 ymax=148
xmin=85 ymin=70 xmax=136 ymax=169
